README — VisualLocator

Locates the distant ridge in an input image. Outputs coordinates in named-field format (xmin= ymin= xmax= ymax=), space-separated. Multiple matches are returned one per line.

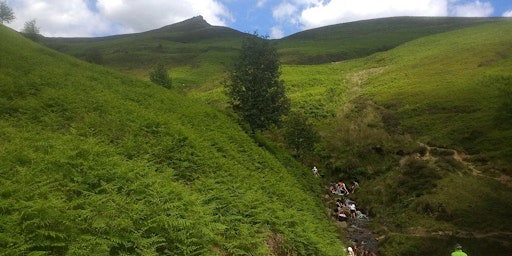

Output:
xmin=282 ymin=16 xmax=502 ymax=40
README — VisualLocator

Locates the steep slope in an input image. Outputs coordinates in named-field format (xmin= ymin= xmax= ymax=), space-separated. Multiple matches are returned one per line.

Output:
xmin=0 ymin=25 xmax=343 ymax=255
xmin=279 ymin=20 xmax=512 ymax=255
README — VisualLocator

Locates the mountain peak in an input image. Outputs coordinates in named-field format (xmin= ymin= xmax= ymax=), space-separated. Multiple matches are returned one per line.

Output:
xmin=158 ymin=15 xmax=211 ymax=32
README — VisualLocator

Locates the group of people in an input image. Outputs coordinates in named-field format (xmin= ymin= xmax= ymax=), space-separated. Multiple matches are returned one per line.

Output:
xmin=333 ymin=198 xmax=358 ymax=222
xmin=329 ymin=180 xmax=359 ymax=196
xmin=327 ymin=178 xmax=372 ymax=255
xmin=313 ymin=166 xmax=469 ymax=256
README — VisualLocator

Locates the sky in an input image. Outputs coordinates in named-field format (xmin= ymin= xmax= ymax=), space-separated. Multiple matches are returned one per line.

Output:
xmin=4 ymin=0 xmax=512 ymax=39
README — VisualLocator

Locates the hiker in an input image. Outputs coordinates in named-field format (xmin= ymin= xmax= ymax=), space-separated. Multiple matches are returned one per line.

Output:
xmin=350 ymin=180 xmax=359 ymax=193
xmin=349 ymin=202 xmax=357 ymax=218
xmin=347 ymin=246 xmax=355 ymax=256
xmin=329 ymin=184 xmax=337 ymax=194
xmin=312 ymin=166 xmax=319 ymax=176
xmin=336 ymin=181 xmax=350 ymax=195
xmin=451 ymin=244 xmax=468 ymax=256
xmin=336 ymin=198 xmax=345 ymax=209
xmin=338 ymin=210 xmax=347 ymax=222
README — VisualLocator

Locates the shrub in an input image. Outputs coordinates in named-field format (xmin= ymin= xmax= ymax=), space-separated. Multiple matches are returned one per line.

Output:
xmin=397 ymin=158 xmax=441 ymax=197
xmin=149 ymin=63 xmax=172 ymax=88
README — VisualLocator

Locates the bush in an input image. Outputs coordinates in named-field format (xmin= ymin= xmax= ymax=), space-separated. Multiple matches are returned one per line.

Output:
xmin=396 ymin=158 xmax=441 ymax=197
xmin=149 ymin=63 xmax=172 ymax=88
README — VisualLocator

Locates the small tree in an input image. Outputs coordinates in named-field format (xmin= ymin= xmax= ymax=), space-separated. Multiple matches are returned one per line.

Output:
xmin=22 ymin=19 xmax=41 ymax=41
xmin=149 ymin=63 xmax=172 ymax=88
xmin=283 ymin=111 xmax=320 ymax=158
xmin=224 ymin=33 xmax=290 ymax=132
xmin=0 ymin=1 xmax=15 ymax=24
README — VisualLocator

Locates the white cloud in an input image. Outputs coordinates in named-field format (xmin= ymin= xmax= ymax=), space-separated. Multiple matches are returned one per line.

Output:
xmin=504 ymin=9 xmax=512 ymax=17
xmin=6 ymin=0 xmax=113 ymax=37
xmin=273 ymin=2 xmax=298 ymax=21
xmin=270 ymin=26 xmax=284 ymax=38
xmin=449 ymin=0 xmax=493 ymax=17
xmin=298 ymin=0 xmax=449 ymax=30
xmin=5 ymin=0 xmax=233 ymax=37
xmin=257 ymin=0 xmax=269 ymax=8
xmin=96 ymin=0 xmax=233 ymax=33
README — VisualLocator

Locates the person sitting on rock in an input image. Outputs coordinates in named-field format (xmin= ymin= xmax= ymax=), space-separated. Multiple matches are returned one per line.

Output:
xmin=338 ymin=210 xmax=348 ymax=222
xmin=349 ymin=203 xmax=357 ymax=219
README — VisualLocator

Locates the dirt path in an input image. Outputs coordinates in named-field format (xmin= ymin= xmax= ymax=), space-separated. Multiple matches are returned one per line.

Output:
xmin=413 ymin=143 xmax=512 ymax=188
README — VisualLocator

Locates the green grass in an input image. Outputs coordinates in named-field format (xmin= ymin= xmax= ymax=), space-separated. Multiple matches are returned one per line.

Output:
xmin=0 ymin=25 xmax=345 ymax=255
xmin=4 ymin=16 xmax=512 ymax=255
xmin=363 ymin=21 xmax=512 ymax=159
xmin=276 ymin=16 xmax=502 ymax=64
xmin=276 ymin=20 xmax=512 ymax=255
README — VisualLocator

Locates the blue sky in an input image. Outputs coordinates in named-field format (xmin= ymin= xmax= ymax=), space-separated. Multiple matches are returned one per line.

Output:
xmin=4 ymin=0 xmax=512 ymax=38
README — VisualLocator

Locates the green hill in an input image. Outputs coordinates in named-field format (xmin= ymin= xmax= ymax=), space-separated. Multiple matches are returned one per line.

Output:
xmin=42 ymin=16 xmax=244 ymax=77
xmin=4 ymin=15 xmax=512 ymax=256
xmin=279 ymin=20 xmax=512 ymax=255
xmin=0 ymin=25 xmax=343 ymax=255
xmin=41 ymin=17 xmax=502 ymax=80
xmin=276 ymin=16 xmax=502 ymax=64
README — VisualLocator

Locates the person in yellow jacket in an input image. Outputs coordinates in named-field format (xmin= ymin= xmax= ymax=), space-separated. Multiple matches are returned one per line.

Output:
xmin=451 ymin=244 xmax=468 ymax=256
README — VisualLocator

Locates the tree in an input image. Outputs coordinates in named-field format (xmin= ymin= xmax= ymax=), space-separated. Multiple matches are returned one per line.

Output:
xmin=22 ymin=19 xmax=41 ymax=41
xmin=224 ymin=33 xmax=290 ymax=132
xmin=0 ymin=1 xmax=15 ymax=24
xmin=283 ymin=111 xmax=320 ymax=158
xmin=149 ymin=63 xmax=172 ymax=88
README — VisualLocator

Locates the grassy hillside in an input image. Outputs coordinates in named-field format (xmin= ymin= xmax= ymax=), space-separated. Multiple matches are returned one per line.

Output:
xmin=41 ymin=17 xmax=502 ymax=81
xmin=9 ymin=16 xmax=512 ymax=255
xmin=0 ymin=25 xmax=344 ymax=255
xmin=42 ymin=16 xmax=243 ymax=78
xmin=278 ymin=20 xmax=512 ymax=255
xmin=276 ymin=16 xmax=502 ymax=64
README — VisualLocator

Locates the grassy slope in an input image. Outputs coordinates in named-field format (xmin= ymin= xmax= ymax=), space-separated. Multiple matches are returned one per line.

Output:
xmin=364 ymin=21 xmax=512 ymax=162
xmin=0 ymin=25 xmax=344 ymax=255
xmin=41 ymin=17 xmax=502 ymax=85
xmin=280 ymin=21 xmax=512 ymax=255
xmin=17 ymin=17 xmax=512 ymax=255
xmin=42 ymin=16 xmax=243 ymax=84
xmin=276 ymin=16 xmax=501 ymax=64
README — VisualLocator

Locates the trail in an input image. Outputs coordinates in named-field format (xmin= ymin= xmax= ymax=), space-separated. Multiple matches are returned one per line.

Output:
xmin=413 ymin=143 xmax=512 ymax=188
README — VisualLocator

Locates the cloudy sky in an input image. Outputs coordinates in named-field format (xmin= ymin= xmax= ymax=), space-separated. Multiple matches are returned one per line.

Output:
xmin=4 ymin=0 xmax=512 ymax=39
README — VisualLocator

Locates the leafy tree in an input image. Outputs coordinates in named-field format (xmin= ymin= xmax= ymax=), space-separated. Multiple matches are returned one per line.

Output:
xmin=224 ymin=33 xmax=290 ymax=132
xmin=0 ymin=1 xmax=15 ymax=24
xmin=22 ymin=19 xmax=41 ymax=41
xmin=283 ymin=111 xmax=320 ymax=158
xmin=149 ymin=63 xmax=172 ymax=88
